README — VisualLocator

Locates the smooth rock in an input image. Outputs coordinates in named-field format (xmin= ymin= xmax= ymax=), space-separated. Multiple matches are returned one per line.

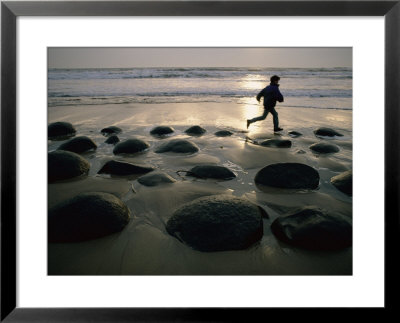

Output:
xmin=331 ymin=170 xmax=352 ymax=196
xmin=310 ymin=142 xmax=340 ymax=154
xmin=155 ymin=139 xmax=199 ymax=154
xmin=186 ymin=165 xmax=236 ymax=180
xmin=48 ymin=150 xmax=90 ymax=183
xmin=185 ymin=125 xmax=206 ymax=136
xmin=101 ymin=126 xmax=122 ymax=136
xmin=137 ymin=172 xmax=176 ymax=186
xmin=271 ymin=206 xmax=352 ymax=250
xmin=48 ymin=122 xmax=76 ymax=139
xmin=105 ymin=135 xmax=119 ymax=145
xmin=57 ymin=136 xmax=97 ymax=154
xmin=166 ymin=195 xmax=263 ymax=252
xmin=260 ymin=139 xmax=292 ymax=148
xmin=48 ymin=192 xmax=130 ymax=243
xmin=150 ymin=126 xmax=175 ymax=136
xmin=314 ymin=127 xmax=343 ymax=137
xmin=113 ymin=138 xmax=150 ymax=155
xmin=214 ymin=130 xmax=233 ymax=137
xmin=255 ymin=163 xmax=319 ymax=189
xmin=98 ymin=160 xmax=154 ymax=176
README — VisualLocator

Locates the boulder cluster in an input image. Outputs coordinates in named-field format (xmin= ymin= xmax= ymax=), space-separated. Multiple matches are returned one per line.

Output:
xmin=48 ymin=121 xmax=352 ymax=252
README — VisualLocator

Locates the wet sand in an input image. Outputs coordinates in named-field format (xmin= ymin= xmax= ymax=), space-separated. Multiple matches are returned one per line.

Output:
xmin=48 ymin=102 xmax=352 ymax=275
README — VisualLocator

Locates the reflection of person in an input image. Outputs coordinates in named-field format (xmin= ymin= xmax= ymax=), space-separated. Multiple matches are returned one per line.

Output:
xmin=247 ymin=75 xmax=284 ymax=131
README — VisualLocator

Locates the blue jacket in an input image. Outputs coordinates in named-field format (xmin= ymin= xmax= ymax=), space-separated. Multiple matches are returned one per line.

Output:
xmin=256 ymin=83 xmax=284 ymax=109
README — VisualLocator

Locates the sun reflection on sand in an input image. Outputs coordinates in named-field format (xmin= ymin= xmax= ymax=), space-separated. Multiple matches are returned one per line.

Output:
xmin=238 ymin=76 xmax=265 ymax=123
xmin=240 ymin=97 xmax=263 ymax=123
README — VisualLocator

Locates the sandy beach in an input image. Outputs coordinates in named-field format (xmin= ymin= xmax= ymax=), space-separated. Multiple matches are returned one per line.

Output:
xmin=48 ymin=101 xmax=352 ymax=275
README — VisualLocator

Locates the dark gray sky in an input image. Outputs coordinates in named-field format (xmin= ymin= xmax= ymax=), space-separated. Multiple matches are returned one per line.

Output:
xmin=48 ymin=47 xmax=352 ymax=68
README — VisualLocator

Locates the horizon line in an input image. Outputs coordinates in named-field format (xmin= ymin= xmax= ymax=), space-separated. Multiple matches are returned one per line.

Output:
xmin=48 ymin=66 xmax=352 ymax=69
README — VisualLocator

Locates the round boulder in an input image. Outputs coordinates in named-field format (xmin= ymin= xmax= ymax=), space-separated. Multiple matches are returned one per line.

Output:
xmin=105 ymin=135 xmax=120 ymax=145
xmin=48 ymin=192 xmax=130 ymax=243
xmin=155 ymin=139 xmax=199 ymax=154
xmin=214 ymin=130 xmax=233 ymax=137
xmin=255 ymin=163 xmax=319 ymax=189
xmin=166 ymin=195 xmax=263 ymax=252
xmin=101 ymin=126 xmax=122 ymax=136
xmin=98 ymin=160 xmax=154 ymax=176
xmin=113 ymin=138 xmax=150 ymax=155
xmin=48 ymin=150 xmax=90 ymax=183
xmin=57 ymin=136 xmax=97 ymax=154
xmin=186 ymin=165 xmax=236 ymax=180
xmin=150 ymin=126 xmax=175 ymax=136
xmin=137 ymin=172 xmax=176 ymax=187
xmin=331 ymin=170 xmax=352 ymax=196
xmin=260 ymin=139 xmax=292 ymax=148
xmin=310 ymin=142 xmax=340 ymax=154
xmin=48 ymin=121 xmax=76 ymax=140
xmin=271 ymin=206 xmax=352 ymax=250
xmin=314 ymin=127 xmax=343 ymax=137
xmin=185 ymin=125 xmax=206 ymax=136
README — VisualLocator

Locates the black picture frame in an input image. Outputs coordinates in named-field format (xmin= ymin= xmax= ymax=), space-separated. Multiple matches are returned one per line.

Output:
xmin=1 ymin=1 xmax=399 ymax=321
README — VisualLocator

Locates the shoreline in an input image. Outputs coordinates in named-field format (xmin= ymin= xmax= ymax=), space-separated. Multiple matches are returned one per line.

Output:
xmin=48 ymin=98 xmax=352 ymax=111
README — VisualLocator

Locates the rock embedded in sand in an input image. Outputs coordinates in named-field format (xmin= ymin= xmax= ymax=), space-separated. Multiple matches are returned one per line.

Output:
xmin=166 ymin=195 xmax=263 ymax=252
xmin=57 ymin=136 xmax=97 ymax=154
xmin=331 ymin=170 xmax=352 ymax=196
xmin=309 ymin=142 xmax=340 ymax=154
xmin=101 ymin=126 xmax=122 ymax=136
xmin=105 ymin=135 xmax=120 ymax=145
xmin=113 ymin=138 xmax=150 ymax=155
xmin=48 ymin=150 xmax=90 ymax=183
xmin=288 ymin=131 xmax=302 ymax=137
xmin=155 ymin=139 xmax=199 ymax=154
xmin=271 ymin=206 xmax=352 ymax=251
xmin=137 ymin=172 xmax=176 ymax=186
xmin=48 ymin=192 xmax=130 ymax=243
xmin=255 ymin=163 xmax=319 ymax=189
xmin=98 ymin=160 xmax=154 ymax=176
xmin=185 ymin=125 xmax=206 ymax=136
xmin=214 ymin=130 xmax=233 ymax=137
xmin=150 ymin=126 xmax=175 ymax=136
xmin=48 ymin=121 xmax=76 ymax=139
xmin=186 ymin=165 xmax=236 ymax=180
xmin=314 ymin=127 xmax=343 ymax=137
xmin=260 ymin=139 xmax=292 ymax=148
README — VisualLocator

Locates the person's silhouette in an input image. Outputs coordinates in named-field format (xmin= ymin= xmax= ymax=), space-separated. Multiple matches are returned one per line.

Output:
xmin=247 ymin=75 xmax=284 ymax=132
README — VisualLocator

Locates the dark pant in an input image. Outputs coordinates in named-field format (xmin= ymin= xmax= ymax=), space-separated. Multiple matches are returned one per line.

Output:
xmin=248 ymin=107 xmax=279 ymax=129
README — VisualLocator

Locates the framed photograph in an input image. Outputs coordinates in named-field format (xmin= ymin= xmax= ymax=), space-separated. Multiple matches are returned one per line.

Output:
xmin=2 ymin=1 xmax=398 ymax=321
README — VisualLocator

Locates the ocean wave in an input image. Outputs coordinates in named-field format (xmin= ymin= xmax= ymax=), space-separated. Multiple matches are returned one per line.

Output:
xmin=48 ymin=67 xmax=352 ymax=80
xmin=48 ymin=89 xmax=352 ymax=99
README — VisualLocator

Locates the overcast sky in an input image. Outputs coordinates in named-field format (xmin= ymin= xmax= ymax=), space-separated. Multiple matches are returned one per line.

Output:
xmin=48 ymin=47 xmax=352 ymax=69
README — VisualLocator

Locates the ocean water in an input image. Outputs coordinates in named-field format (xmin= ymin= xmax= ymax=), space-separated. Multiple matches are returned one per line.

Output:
xmin=48 ymin=67 xmax=352 ymax=110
